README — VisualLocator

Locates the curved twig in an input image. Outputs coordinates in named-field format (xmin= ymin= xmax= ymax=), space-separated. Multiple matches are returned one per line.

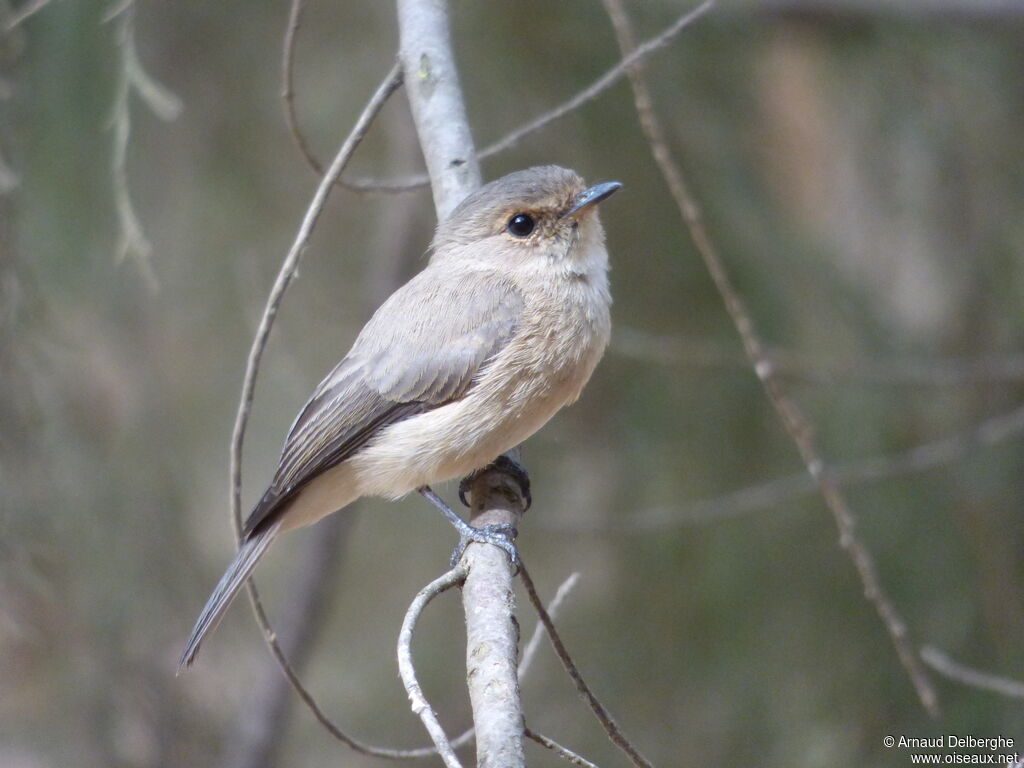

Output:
xmin=226 ymin=62 xmax=444 ymax=760
xmin=601 ymin=0 xmax=938 ymax=717
xmin=519 ymin=564 xmax=654 ymax=768
xmin=281 ymin=0 xmax=325 ymax=175
xmin=397 ymin=566 xmax=470 ymax=768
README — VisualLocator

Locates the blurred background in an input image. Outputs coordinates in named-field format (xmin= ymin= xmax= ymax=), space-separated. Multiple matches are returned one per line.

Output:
xmin=2 ymin=0 xmax=1023 ymax=766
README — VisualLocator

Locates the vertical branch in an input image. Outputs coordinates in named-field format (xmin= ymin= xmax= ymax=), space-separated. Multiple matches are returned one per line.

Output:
xmin=396 ymin=0 xmax=481 ymax=218
xmin=461 ymin=470 xmax=526 ymax=768
xmin=601 ymin=0 xmax=939 ymax=717
xmin=395 ymin=2 xmax=527 ymax=766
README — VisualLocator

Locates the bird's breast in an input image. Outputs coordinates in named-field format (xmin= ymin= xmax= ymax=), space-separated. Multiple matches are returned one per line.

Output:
xmin=348 ymin=269 xmax=610 ymax=498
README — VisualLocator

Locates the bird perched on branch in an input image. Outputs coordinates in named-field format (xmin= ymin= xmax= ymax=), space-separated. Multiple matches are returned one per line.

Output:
xmin=179 ymin=165 xmax=620 ymax=669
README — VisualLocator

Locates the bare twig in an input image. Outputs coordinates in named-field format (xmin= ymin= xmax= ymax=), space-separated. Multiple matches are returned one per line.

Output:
xmin=227 ymin=62 xmax=423 ymax=758
xmin=478 ymin=0 xmax=714 ymax=163
xmin=525 ymin=728 xmax=601 ymax=768
xmin=602 ymin=0 xmax=939 ymax=717
xmin=108 ymin=2 xmax=182 ymax=292
xmin=614 ymin=403 xmax=1024 ymax=530
xmin=397 ymin=566 xmax=469 ymax=768
xmin=4 ymin=0 xmax=53 ymax=31
xmin=279 ymin=0 xmax=415 ymax=196
xmin=519 ymin=572 xmax=580 ymax=679
xmin=324 ymin=0 xmax=714 ymax=195
xmin=612 ymin=327 xmax=1024 ymax=387
xmin=280 ymin=0 xmax=324 ymax=175
xmin=519 ymin=564 xmax=654 ymax=768
xmin=921 ymin=647 xmax=1024 ymax=700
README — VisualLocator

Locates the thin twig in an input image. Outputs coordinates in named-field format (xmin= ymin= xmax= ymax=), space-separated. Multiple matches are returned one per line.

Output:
xmin=519 ymin=572 xmax=580 ymax=679
xmin=519 ymin=564 xmax=654 ymax=768
xmin=109 ymin=2 xmax=182 ymax=292
xmin=525 ymin=728 xmax=601 ymax=768
xmin=4 ymin=0 xmax=53 ymax=30
xmin=611 ymin=403 xmax=1024 ymax=530
xmin=324 ymin=0 xmax=715 ymax=194
xmin=613 ymin=327 xmax=1024 ymax=387
xmin=227 ymin=61 xmax=433 ymax=759
xmin=921 ymin=647 xmax=1024 ymax=700
xmin=280 ymin=0 xmax=324 ymax=175
xmin=397 ymin=566 xmax=469 ymax=768
xmin=602 ymin=0 xmax=939 ymax=717
xmin=279 ymin=0 xmax=412 ymax=196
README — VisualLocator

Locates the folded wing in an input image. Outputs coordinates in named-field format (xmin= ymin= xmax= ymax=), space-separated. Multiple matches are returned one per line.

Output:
xmin=242 ymin=268 xmax=523 ymax=536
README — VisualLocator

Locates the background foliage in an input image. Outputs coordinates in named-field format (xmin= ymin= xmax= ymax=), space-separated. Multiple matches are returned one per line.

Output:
xmin=2 ymin=1 xmax=1023 ymax=766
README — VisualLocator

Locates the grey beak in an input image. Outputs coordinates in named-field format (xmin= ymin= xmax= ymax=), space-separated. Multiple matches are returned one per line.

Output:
xmin=563 ymin=181 xmax=623 ymax=218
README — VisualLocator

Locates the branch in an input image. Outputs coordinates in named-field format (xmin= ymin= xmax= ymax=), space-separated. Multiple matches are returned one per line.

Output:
xmin=601 ymin=0 xmax=939 ymax=717
xmin=108 ymin=1 xmax=182 ymax=292
xmin=325 ymin=0 xmax=714 ymax=194
xmin=519 ymin=572 xmax=580 ymax=679
xmin=612 ymin=327 xmax=1024 ymax=387
xmin=4 ymin=0 xmax=53 ymax=31
xmin=519 ymin=564 xmax=653 ymax=768
xmin=398 ymin=566 xmax=469 ymax=768
xmin=280 ymin=0 xmax=324 ymax=176
xmin=460 ymin=468 xmax=527 ymax=768
xmin=396 ymin=0 xmax=480 ymax=218
xmin=443 ymin=570 xmax=583 ymax=755
xmin=921 ymin=647 xmax=1024 ymax=700
xmin=396 ymin=3 xmax=530 ymax=766
xmin=525 ymin=728 xmax=601 ymax=768
xmin=616 ymin=403 xmax=1024 ymax=530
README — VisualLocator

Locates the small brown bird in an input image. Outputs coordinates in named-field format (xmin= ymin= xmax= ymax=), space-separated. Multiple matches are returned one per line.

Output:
xmin=179 ymin=166 xmax=620 ymax=669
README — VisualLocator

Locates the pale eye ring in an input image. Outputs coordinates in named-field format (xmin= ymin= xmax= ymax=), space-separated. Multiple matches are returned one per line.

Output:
xmin=507 ymin=213 xmax=535 ymax=238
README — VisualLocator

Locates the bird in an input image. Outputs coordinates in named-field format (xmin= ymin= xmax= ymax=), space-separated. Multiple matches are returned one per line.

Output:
xmin=179 ymin=165 xmax=620 ymax=670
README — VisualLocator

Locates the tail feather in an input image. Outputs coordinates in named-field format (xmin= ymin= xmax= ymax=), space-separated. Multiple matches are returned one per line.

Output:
xmin=178 ymin=522 xmax=281 ymax=672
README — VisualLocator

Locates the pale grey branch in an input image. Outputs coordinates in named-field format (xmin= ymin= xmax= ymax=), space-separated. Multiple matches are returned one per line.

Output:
xmin=397 ymin=0 xmax=481 ymax=217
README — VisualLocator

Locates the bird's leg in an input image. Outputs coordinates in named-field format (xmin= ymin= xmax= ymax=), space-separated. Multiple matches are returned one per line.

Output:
xmin=458 ymin=454 xmax=532 ymax=511
xmin=417 ymin=485 xmax=519 ymax=568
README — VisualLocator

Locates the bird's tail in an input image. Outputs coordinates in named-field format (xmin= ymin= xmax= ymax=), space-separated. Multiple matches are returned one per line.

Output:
xmin=178 ymin=521 xmax=281 ymax=672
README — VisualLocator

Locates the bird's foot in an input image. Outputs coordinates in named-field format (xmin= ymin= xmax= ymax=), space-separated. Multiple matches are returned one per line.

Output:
xmin=450 ymin=523 xmax=520 ymax=570
xmin=417 ymin=485 xmax=520 ymax=570
xmin=458 ymin=454 xmax=532 ymax=511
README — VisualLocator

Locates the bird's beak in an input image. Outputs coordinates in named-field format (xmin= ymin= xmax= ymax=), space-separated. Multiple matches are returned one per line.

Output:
xmin=563 ymin=181 xmax=623 ymax=218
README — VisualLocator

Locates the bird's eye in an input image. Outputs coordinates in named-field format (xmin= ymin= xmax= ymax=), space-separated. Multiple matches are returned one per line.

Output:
xmin=506 ymin=213 xmax=535 ymax=238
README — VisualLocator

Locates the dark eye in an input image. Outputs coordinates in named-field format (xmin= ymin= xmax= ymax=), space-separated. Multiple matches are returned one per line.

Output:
xmin=506 ymin=213 xmax=535 ymax=238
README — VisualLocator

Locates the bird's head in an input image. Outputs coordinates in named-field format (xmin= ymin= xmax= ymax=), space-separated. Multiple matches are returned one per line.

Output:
xmin=431 ymin=165 xmax=621 ymax=274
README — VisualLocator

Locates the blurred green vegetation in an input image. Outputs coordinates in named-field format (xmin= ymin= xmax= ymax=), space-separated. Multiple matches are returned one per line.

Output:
xmin=2 ymin=1 xmax=1023 ymax=767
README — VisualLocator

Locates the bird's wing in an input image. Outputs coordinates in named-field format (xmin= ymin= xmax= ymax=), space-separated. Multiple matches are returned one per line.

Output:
xmin=242 ymin=268 xmax=524 ymax=536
